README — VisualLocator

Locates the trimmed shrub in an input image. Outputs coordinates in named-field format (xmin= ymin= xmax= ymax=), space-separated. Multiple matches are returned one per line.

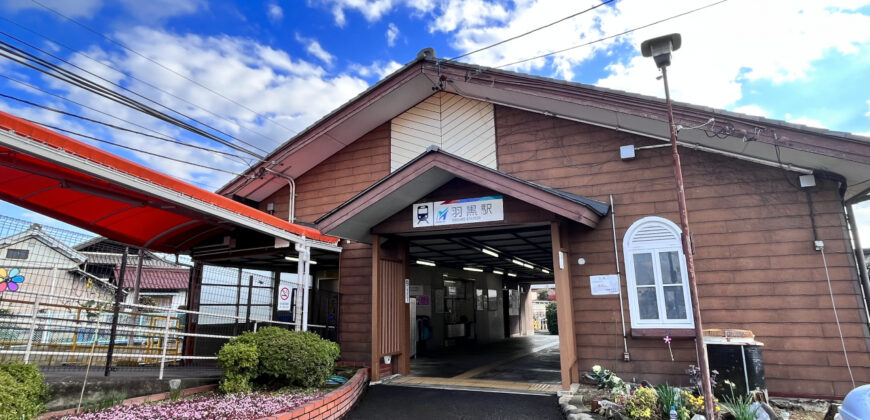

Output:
xmin=217 ymin=341 xmax=259 ymax=394
xmin=0 ymin=362 xmax=50 ymax=419
xmin=231 ymin=327 xmax=340 ymax=388
xmin=545 ymin=301 xmax=558 ymax=335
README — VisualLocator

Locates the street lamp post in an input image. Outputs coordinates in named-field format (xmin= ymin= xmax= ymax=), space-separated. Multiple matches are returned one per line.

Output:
xmin=641 ymin=33 xmax=716 ymax=420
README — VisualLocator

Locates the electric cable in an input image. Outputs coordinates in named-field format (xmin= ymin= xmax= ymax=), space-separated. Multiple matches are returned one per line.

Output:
xmin=494 ymin=0 xmax=729 ymax=69
xmin=448 ymin=0 xmax=616 ymax=61
xmin=29 ymin=0 xmax=299 ymax=136
xmin=22 ymin=118 xmax=252 ymax=178
xmin=0 ymin=18 xmax=283 ymax=148
xmin=0 ymin=34 xmax=269 ymax=157
xmin=0 ymin=88 xmax=255 ymax=165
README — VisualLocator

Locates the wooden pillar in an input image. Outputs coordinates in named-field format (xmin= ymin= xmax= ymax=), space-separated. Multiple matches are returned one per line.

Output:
xmin=551 ymin=221 xmax=579 ymax=390
xmin=370 ymin=235 xmax=381 ymax=382
xmin=398 ymin=239 xmax=410 ymax=376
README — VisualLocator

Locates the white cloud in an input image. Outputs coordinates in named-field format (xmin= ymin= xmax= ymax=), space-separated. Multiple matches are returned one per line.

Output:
xmin=428 ymin=0 xmax=509 ymax=33
xmin=33 ymin=27 xmax=369 ymax=181
xmin=2 ymin=0 xmax=205 ymax=21
xmin=117 ymin=0 xmax=204 ymax=21
xmin=1 ymin=0 xmax=103 ymax=18
xmin=350 ymin=60 xmax=403 ymax=79
xmin=314 ymin=0 xmax=434 ymax=26
xmin=296 ymin=34 xmax=335 ymax=66
xmin=427 ymin=0 xmax=870 ymax=110
xmin=854 ymin=131 xmax=870 ymax=138
xmin=386 ymin=23 xmax=400 ymax=47
xmin=866 ymin=99 xmax=870 ymax=117
xmin=731 ymin=105 xmax=769 ymax=118
xmin=786 ymin=114 xmax=827 ymax=129
xmin=267 ymin=2 xmax=284 ymax=23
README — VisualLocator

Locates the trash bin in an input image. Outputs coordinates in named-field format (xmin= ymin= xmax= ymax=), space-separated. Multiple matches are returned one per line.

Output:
xmin=704 ymin=329 xmax=766 ymax=398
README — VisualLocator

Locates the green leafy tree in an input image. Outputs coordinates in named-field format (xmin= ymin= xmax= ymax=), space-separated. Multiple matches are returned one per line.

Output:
xmin=545 ymin=302 xmax=558 ymax=335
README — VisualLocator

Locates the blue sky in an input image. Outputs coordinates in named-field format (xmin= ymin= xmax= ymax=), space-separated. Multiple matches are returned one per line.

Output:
xmin=1 ymin=0 xmax=870 ymax=239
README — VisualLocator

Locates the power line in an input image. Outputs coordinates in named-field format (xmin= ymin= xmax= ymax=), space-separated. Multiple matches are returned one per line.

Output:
xmin=22 ymin=118 xmax=253 ymax=178
xmin=495 ymin=0 xmax=729 ymax=69
xmin=449 ymin=0 xmax=616 ymax=61
xmin=0 ymin=39 xmax=268 ymax=159
xmin=0 ymin=92 xmax=256 ymax=165
xmin=0 ymin=32 xmax=269 ymax=157
xmin=29 ymin=0 xmax=299 ymax=137
xmin=0 ymin=17 xmax=283 ymax=148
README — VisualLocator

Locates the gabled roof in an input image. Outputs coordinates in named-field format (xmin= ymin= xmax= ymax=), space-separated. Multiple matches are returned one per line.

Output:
xmin=0 ymin=223 xmax=87 ymax=266
xmin=220 ymin=50 xmax=870 ymax=203
xmin=315 ymin=147 xmax=609 ymax=242
xmin=114 ymin=266 xmax=188 ymax=290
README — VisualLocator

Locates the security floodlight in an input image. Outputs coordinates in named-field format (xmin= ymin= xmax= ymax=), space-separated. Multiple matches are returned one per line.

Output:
xmin=640 ymin=33 xmax=681 ymax=68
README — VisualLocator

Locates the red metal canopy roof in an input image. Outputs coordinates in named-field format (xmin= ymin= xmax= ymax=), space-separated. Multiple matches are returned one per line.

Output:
xmin=0 ymin=110 xmax=337 ymax=253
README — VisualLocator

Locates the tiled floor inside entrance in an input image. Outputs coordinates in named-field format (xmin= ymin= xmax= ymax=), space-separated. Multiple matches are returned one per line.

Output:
xmin=389 ymin=333 xmax=562 ymax=393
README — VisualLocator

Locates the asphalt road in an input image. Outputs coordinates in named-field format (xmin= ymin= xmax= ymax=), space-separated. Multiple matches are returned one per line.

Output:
xmin=346 ymin=384 xmax=563 ymax=420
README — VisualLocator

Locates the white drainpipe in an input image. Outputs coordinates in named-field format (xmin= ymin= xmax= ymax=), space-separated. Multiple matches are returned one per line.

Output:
xmin=265 ymin=169 xmax=296 ymax=222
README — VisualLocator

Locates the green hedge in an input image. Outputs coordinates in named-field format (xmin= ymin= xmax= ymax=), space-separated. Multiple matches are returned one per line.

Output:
xmin=0 ymin=362 xmax=50 ymax=419
xmin=546 ymin=301 xmax=558 ymax=335
xmin=217 ymin=341 xmax=259 ymax=393
xmin=218 ymin=327 xmax=341 ymax=392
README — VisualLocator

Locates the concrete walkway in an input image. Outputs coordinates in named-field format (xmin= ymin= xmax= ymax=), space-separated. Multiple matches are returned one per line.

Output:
xmin=347 ymin=384 xmax=563 ymax=420
xmin=406 ymin=334 xmax=561 ymax=392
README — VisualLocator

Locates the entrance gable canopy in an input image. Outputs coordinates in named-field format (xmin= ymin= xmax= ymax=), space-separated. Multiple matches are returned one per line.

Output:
xmin=0 ymin=111 xmax=339 ymax=253
xmin=315 ymin=146 xmax=608 ymax=242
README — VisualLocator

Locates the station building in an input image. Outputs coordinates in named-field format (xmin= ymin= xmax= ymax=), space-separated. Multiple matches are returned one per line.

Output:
xmin=208 ymin=49 xmax=870 ymax=398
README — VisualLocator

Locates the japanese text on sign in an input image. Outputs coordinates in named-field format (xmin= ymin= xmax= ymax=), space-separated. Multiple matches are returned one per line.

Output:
xmin=412 ymin=196 xmax=504 ymax=228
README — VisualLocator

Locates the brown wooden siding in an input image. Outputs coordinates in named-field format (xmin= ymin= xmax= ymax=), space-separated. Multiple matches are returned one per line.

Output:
xmin=494 ymin=104 xmax=869 ymax=398
xmin=258 ymin=123 xmax=391 ymax=223
xmin=338 ymin=241 xmax=373 ymax=364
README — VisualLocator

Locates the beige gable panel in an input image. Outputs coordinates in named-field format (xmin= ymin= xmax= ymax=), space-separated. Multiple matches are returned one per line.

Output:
xmin=390 ymin=91 xmax=496 ymax=172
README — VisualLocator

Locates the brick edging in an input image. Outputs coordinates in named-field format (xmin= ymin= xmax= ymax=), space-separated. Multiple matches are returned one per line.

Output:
xmin=39 ymin=384 xmax=218 ymax=419
xmin=257 ymin=367 xmax=369 ymax=420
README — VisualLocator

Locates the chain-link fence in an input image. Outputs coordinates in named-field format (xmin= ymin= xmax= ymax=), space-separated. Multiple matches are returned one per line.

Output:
xmin=0 ymin=214 xmax=334 ymax=379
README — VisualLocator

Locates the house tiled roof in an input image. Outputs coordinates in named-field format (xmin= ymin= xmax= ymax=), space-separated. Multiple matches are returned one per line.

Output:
xmin=114 ymin=266 xmax=189 ymax=290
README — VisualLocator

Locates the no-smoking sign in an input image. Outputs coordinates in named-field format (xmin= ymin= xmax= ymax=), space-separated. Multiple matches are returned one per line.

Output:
xmin=277 ymin=285 xmax=292 ymax=311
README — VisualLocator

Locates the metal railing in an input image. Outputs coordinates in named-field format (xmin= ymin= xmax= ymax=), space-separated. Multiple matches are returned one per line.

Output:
xmin=0 ymin=289 xmax=333 ymax=379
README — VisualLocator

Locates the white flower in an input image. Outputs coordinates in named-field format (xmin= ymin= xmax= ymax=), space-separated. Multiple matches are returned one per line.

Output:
xmin=592 ymin=365 xmax=601 ymax=373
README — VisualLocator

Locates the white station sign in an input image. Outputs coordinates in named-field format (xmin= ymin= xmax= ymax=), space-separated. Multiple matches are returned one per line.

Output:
xmin=412 ymin=196 xmax=504 ymax=228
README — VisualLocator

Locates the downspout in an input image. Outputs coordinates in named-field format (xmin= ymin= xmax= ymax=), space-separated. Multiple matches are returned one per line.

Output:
xmin=817 ymin=171 xmax=870 ymax=322
xmin=265 ymin=168 xmax=296 ymax=223
xmin=846 ymin=202 xmax=870 ymax=318
xmin=610 ymin=195 xmax=630 ymax=362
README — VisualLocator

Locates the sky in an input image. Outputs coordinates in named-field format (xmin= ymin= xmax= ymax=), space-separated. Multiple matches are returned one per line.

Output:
xmin=0 ymin=0 xmax=870 ymax=243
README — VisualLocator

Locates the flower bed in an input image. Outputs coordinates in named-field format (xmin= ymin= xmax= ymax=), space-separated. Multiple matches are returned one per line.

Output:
xmin=60 ymin=391 xmax=324 ymax=420
xmin=51 ymin=367 xmax=369 ymax=420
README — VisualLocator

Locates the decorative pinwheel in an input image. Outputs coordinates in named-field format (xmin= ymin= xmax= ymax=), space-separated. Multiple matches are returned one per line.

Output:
xmin=0 ymin=268 xmax=24 ymax=292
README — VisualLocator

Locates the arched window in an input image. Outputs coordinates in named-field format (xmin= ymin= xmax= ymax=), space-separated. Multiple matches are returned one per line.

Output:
xmin=623 ymin=216 xmax=694 ymax=329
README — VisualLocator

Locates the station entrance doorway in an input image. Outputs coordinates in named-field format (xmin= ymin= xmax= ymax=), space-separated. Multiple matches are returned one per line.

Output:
xmin=399 ymin=225 xmax=562 ymax=392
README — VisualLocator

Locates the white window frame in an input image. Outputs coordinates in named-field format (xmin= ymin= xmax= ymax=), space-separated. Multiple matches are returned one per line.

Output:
xmin=623 ymin=216 xmax=694 ymax=329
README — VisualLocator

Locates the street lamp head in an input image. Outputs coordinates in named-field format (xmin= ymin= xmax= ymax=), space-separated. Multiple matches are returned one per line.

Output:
xmin=641 ymin=33 xmax=681 ymax=69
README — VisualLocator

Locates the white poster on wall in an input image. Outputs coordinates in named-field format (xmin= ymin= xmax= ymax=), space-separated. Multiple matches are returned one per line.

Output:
xmin=590 ymin=275 xmax=620 ymax=295
xmin=412 ymin=196 xmax=504 ymax=228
